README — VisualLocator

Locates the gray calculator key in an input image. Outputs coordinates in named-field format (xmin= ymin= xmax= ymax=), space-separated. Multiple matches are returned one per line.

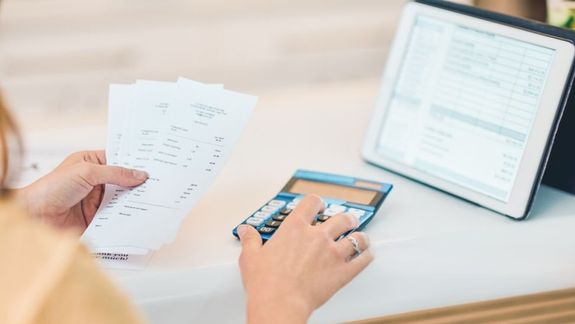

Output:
xmin=253 ymin=211 xmax=271 ymax=219
xmin=328 ymin=204 xmax=347 ymax=213
xmin=246 ymin=217 xmax=264 ymax=226
xmin=261 ymin=205 xmax=280 ymax=213
xmin=323 ymin=209 xmax=339 ymax=216
xmin=268 ymin=200 xmax=286 ymax=207
xmin=347 ymin=208 xmax=365 ymax=218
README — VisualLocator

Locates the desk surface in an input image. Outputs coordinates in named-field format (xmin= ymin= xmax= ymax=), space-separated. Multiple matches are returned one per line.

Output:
xmin=22 ymin=78 xmax=575 ymax=323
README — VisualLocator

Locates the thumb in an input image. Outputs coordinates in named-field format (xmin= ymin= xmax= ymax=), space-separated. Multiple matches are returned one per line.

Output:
xmin=78 ymin=164 xmax=149 ymax=187
xmin=238 ymin=225 xmax=262 ymax=260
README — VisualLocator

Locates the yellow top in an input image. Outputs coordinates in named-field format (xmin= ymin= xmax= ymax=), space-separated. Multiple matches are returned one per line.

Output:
xmin=0 ymin=200 xmax=142 ymax=324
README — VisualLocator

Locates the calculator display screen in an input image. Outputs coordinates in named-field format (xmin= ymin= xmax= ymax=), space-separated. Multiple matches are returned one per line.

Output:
xmin=287 ymin=179 xmax=377 ymax=205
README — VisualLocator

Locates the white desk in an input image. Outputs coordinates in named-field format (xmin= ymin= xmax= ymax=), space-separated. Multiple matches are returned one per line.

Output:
xmin=22 ymin=79 xmax=575 ymax=323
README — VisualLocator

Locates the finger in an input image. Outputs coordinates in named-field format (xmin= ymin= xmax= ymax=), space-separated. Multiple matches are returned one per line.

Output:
xmin=336 ymin=232 xmax=370 ymax=259
xmin=321 ymin=213 xmax=358 ymax=239
xmin=78 ymin=163 xmax=148 ymax=187
xmin=238 ymin=225 xmax=262 ymax=265
xmin=80 ymin=150 xmax=107 ymax=165
xmin=342 ymin=248 xmax=374 ymax=280
xmin=81 ymin=150 xmax=107 ymax=166
xmin=60 ymin=150 xmax=107 ymax=167
xmin=93 ymin=150 xmax=107 ymax=164
xmin=290 ymin=195 xmax=325 ymax=225
xmin=82 ymin=185 xmax=105 ymax=225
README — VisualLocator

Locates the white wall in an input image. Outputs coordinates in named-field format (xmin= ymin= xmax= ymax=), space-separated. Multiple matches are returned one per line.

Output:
xmin=0 ymin=0 xmax=406 ymax=128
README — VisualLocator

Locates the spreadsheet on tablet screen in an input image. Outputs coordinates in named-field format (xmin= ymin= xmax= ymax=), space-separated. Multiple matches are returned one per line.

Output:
xmin=377 ymin=15 xmax=555 ymax=202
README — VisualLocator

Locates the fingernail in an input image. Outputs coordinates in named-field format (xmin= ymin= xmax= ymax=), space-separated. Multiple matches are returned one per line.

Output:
xmin=363 ymin=232 xmax=370 ymax=247
xmin=347 ymin=213 xmax=360 ymax=227
xmin=237 ymin=225 xmax=248 ymax=238
xmin=132 ymin=169 xmax=149 ymax=180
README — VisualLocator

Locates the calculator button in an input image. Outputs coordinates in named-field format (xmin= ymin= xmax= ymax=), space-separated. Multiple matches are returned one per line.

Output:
xmin=266 ymin=220 xmax=282 ymax=228
xmin=328 ymin=204 xmax=347 ymax=213
xmin=279 ymin=208 xmax=292 ymax=215
xmin=317 ymin=214 xmax=331 ymax=222
xmin=323 ymin=209 xmax=339 ymax=216
xmin=273 ymin=214 xmax=288 ymax=221
xmin=267 ymin=200 xmax=286 ymax=208
xmin=258 ymin=226 xmax=276 ymax=234
xmin=246 ymin=217 xmax=264 ymax=226
xmin=261 ymin=205 xmax=280 ymax=213
xmin=347 ymin=208 xmax=365 ymax=218
xmin=253 ymin=211 xmax=271 ymax=219
xmin=287 ymin=203 xmax=298 ymax=210
xmin=360 ymin=212 xmax=372 ymax=221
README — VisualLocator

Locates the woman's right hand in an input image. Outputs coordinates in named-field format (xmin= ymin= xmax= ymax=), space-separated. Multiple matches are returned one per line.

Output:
xmin=238 ymin=195 xmax=373 ymax=324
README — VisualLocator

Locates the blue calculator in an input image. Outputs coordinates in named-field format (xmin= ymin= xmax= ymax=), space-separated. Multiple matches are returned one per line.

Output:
xmin=233 ymin=170 xmax=393 ymax=241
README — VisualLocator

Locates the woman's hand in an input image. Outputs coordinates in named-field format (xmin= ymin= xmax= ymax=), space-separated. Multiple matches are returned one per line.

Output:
xmin=16 ymin=150 xmax=148 ymax=231
xmin=238 ymin=195 xmax=373 ymax=324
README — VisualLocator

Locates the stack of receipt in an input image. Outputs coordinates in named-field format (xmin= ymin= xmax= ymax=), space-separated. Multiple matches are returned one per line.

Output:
xmin=81 ymin=78 xmax=257 ymax=257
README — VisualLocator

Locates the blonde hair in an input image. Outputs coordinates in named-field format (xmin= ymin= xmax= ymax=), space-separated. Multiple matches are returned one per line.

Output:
xmin=0 ymin=92 xmax=22 ymax=195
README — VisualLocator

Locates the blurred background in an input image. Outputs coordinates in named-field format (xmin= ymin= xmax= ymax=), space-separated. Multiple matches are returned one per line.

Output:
xmin=0 ymin=0 xmax=557 ymax=132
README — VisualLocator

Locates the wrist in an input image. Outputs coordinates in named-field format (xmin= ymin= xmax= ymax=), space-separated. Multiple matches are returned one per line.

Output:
xmin=12 ymin=187 xmax=38 ymax=217
xmin=246 ymin=291 xmax=312 ymax=324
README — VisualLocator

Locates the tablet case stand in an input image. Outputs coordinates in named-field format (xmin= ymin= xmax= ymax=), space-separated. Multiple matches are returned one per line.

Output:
xmin=543 ymin=94 xmax=575 ymax=195
xmin=418 ymin=0 xmax=575 ymax=196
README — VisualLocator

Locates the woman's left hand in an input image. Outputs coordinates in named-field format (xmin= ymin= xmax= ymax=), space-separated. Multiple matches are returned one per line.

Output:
xmin=16 ymin=150 xmax=148 ymax=231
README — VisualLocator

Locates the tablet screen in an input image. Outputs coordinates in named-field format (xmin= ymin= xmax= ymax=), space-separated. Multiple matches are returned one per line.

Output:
xmin=376 ymin=15 xmax=555 ymax=202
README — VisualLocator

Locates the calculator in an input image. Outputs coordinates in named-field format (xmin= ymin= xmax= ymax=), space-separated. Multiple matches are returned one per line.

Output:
xmin=233 ymin=170 xmax=393 ymax=241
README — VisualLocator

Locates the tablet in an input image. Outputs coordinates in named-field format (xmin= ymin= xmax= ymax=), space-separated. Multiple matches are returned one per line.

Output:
xmin=362 ymin=0 xmax=575 ymax=219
